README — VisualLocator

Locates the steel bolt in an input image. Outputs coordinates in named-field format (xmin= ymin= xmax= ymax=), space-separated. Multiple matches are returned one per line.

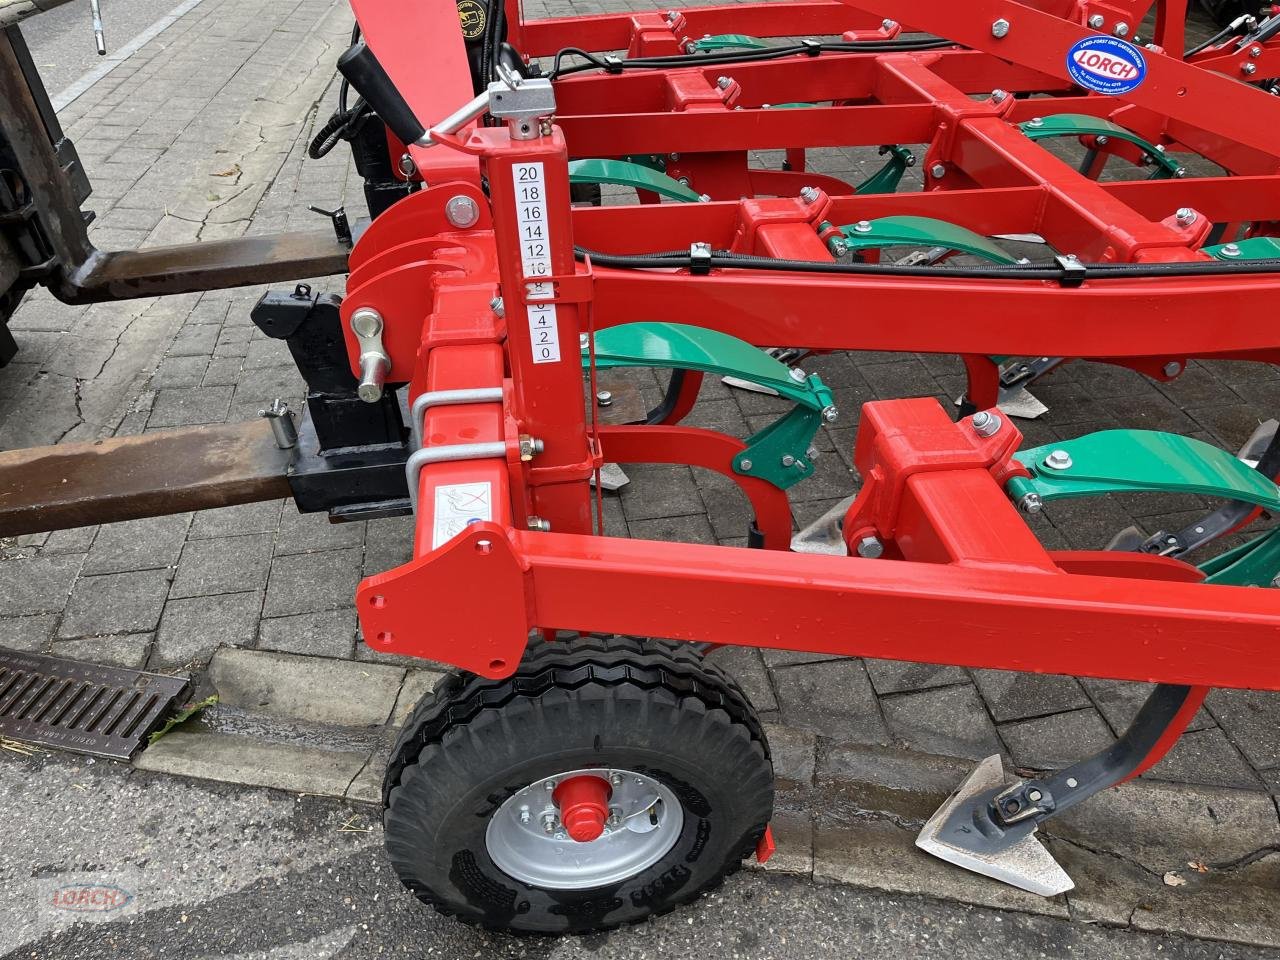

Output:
xmin=519 ymin=807 xmax=531 ymax=824
xmin=1095 ymin=135 xmax=1110 ymax=146
xmin=1243 ymin=62 xmax=1258 ymax=76
xmin=445 ymin=194 xmax=480 ymax=229
xmin=1088 ymin=13 xmax=1105 ymax=28
xmin=828 ymin=237 xmax=848 ymax=257
xmin=1163 ymin=361 xmax=1182 ymax=377
xmin=1045 ymin=449 xmax=1073 ymax=470
xmin=1026 ymin=117 xmax=1044 ymax=127
xmin=1113 ymin=22 xmax=1129 ymax=37
xmin=1019 ymin=492 xmax=1044 ymax=514
xmin=1067 ymin=777 xmax=1079 ymax=788
xmin=821 ymin=405 xmax=839 ymax=424
xmin=1222 ymin=243 xmax=1242 ymax=258
xmin=790 ymin=367 xmax=807 ymax=383
xmin=930 ymin=163 xmax=947 ymax=179
xmin=856 ymin=535 xmax=884 ymax=559
xmin=545 ymin=779 xmax=557 ymax=791
xmin=596 ymin=390 xmax=613 ymax=407
xmin=991 ymin=18 xmax=1010 ymax=38
xmin=528 ymin=516 xmax=552 ymax=532
xmin=518 ymin=435 xmax=544 ymax=460
xmin=1028 ymin=789 xmax=1043 ymax=802
xmin=739 ymin=458 xmax=753 ymax=471
xmin=781 ymin=454 xmax=797 ymax=467
xmin=490 ymin=295 xmax=505 ymax=318
xmin=716 ymin=75 xmax=732 ymax=89
xmin=971 ymin=410 xmax=1002 ymax=437
xmin=853 ymin=220 xmax=873 ymax=233
xmin=990 ymin=88 xmax=1008 ymax=104
xmin=542 ymin=813 xmax=558 ymax=834
xmin=1250 ymin=45 xmax=1263 ymax=58
xmin=882 ymin=18 xmax=898 ymax=31
xmin=1175 ymin=207 xmax=1197 ymax=226
xmin=610 ymin=772 xmax=623 ymax=786
xmin=398 ymin=153 xmax=417 ymax=177
xmin=799 ymin=185 xmax=820 ymax=204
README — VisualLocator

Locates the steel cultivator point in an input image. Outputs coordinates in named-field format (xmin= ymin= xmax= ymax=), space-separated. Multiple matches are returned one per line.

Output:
xmin=3 ymin=0 xmax=1280 ymax=937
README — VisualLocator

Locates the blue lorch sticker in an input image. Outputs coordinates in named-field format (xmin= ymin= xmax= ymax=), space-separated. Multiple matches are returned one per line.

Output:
xmin=1066 ymin=36 xmax=1147 ymax=95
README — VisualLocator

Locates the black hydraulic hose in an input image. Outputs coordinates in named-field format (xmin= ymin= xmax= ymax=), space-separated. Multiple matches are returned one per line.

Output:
xmin=1186 ymin=24 xmax=1234 ymax=57
xmin=575 ymin=245 xmax=1280 ymax=282
xmin=548 ymin=37 xmax=955 ymax=79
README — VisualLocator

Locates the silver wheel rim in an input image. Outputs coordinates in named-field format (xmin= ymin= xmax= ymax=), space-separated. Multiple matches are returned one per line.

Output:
xmin=484 ymin=767 xmax=684 ymax=890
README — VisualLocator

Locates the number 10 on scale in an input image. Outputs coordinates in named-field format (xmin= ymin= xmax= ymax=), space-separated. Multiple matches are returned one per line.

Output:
xmin=513 ymin=162 xmax=561 ymax=364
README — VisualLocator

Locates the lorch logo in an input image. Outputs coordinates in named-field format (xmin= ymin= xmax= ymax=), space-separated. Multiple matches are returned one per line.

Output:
xmin=51 ymin=884 xmax=134 ymax=913
xmin=1066 ymin=36 xmax=1147 ymax=95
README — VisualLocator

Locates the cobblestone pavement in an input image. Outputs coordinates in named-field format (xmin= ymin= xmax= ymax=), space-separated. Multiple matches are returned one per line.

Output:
xmin=1 ymin=0 xmax=1279 ymax=921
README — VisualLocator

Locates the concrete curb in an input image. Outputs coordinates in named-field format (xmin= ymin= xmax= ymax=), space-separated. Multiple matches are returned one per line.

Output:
xmin=132 ymin=648 xmax=1280 ymax=950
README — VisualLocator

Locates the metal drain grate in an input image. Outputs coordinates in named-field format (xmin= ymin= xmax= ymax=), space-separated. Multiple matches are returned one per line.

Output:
xmin=0 ymin=650 xmax=189 ymax=760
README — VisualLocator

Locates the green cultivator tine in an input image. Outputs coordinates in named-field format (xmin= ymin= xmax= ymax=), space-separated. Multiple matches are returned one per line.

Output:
xmin=1019 ymin=113 xmax=1184 ymax=179
xmin=1200 ymin=528 xmax=1280 ymax=587
xmin=1008 ymin=430 xmax=1280 ymax=510
xmin=585 ymin=322 xmax=836 ymax=489
xmin=855 ymin=146 xmax=915 ymax=195
xmin=1203 ymin=236 xmax=1280 ymax=261
xmin=567 ymin=158 xmax=705 ymax=202
xmin=826 ymin=216 xmax=1018 ymax=263
xmin=691 ymin=33 xmax=772 ymax=51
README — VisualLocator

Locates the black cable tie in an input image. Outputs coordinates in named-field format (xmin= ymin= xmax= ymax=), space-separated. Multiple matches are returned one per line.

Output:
xmin=603 ymin=55 xmax=624 ymax=73
xmin=1054 ymin=254 xmax=1087 ymax=287
xmin=689 ymin=242 xmax=713 ymax=275
xmin=801 ymin=38 xmax=822 ymax=55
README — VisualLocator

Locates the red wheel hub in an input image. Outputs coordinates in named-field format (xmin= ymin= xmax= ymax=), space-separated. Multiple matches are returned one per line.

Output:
xmin=552 ymin=775 xmax=612 ymax=842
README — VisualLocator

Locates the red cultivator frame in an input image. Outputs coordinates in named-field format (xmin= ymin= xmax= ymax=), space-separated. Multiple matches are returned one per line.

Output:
xmin=4 ymin=0 xmax=1280 ymax=936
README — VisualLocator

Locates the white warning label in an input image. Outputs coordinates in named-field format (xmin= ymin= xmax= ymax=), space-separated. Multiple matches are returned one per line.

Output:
xmin=432 ymin=481 xmax=493 ymax=549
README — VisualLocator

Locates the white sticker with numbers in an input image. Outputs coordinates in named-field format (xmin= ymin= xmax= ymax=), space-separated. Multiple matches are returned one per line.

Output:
xmin=513 ymin=161 xmax=553 ymax=300
xmin=432 ymin=482 xmax=493 ymax=549
xmin=527 ymin=302 xmax=561 ymax=364
xmin=512 ymin=160 xmax=560 ymax=363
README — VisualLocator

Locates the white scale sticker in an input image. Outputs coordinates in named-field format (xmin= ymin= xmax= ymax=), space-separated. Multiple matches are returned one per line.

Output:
xmin=432 ymin=481 xmax=493 ymax=549
xmin=512 ymin=161 xmax=561 ymax=363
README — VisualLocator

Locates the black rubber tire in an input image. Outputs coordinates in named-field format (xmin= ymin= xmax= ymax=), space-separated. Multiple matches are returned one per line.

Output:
xmin=382 ymin=636 xmax=774 ymax=935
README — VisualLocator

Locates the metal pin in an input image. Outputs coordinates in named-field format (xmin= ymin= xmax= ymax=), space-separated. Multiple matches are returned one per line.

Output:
xmin=89 ymin=0 xmax=106 ymax=55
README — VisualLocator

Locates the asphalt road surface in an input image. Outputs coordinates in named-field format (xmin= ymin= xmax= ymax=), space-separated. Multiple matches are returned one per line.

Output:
xmin=16 ymin=0 xmax=187 ymax=98
xmin=2 ymin=750 xmax=1277 ymax=960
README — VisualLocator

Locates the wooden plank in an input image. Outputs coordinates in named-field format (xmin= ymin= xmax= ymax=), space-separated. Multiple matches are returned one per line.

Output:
xmin=0 ymin=420 xmax=292 ymax=537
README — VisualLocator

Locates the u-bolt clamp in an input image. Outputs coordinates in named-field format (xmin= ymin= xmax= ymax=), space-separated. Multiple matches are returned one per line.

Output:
xmin=409 ymin=387 xmax=506 ymax=449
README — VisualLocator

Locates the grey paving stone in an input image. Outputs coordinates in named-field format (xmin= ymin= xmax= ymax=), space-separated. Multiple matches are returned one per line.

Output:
xmin=761 ymin=722 xmax=816 ymax=786
xmin=275 ymin=505 xmax=366 ymax=555
xmin=147 ymin=385 xmax=234 ymax=427
xmin=258 ymin=608 xmax=357 ymax=659
xmin=362 ymin=514 xmax=415 ymax=577
xmin=52 ymin=633 xmax=153 ymax=669
xmin=263 ymin=547 xmax=363 ymax=618
xmin=706 ymin=646 xmax=777 ymax=713
xmin=864 ymin=658 xmax=969 ymax=696
xmin=880 ymin=684 xmax=1003 ymax=761
xmin=40 ymin=526 xmax=99 ymax=555
xmin=0 ymin=556 xmax=83 ymax=617
xmin=188 ymin=500 xmax=283 ymax=539
xmin=1081 ymin=677 xmax=1214 ymax=735
xmin=616 ymin=464 xmax=704 ymax=521
xmin=58 ymin=569 xmax=172 ymax=638
xmin=209 ymin=647 xmax=403 ymax=727
xmin=1205 ymin=688 xmax=1280 ymax=771
xmin=136 ymin=729 xmax=369 ymax=798
xmin=626 ymin=513 xmax=718 ymax=545
xmin=83 ymin=514 xmax=192 ymax=575
xmin=154 ymin=591 xmax=262 ymax=667
xmin=390 ymin=667 xmax=446 ymax=729
xmin=970 ymin=669 xmax=1089 ymax=723
xmin=761 ymin=648 xmax=848 ymax=668
xmin=999 ymin=707 xmax=1115 ymax=770
xmin=169 ymin=534 xmax=274 ymax=599
xmin=771 ymin=659 xmax=889 ymax=745
xmin=1143 ymin=726 xmax=1263 ymax=791
xmin=0 ymin=614 xmax=56 ymax=652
